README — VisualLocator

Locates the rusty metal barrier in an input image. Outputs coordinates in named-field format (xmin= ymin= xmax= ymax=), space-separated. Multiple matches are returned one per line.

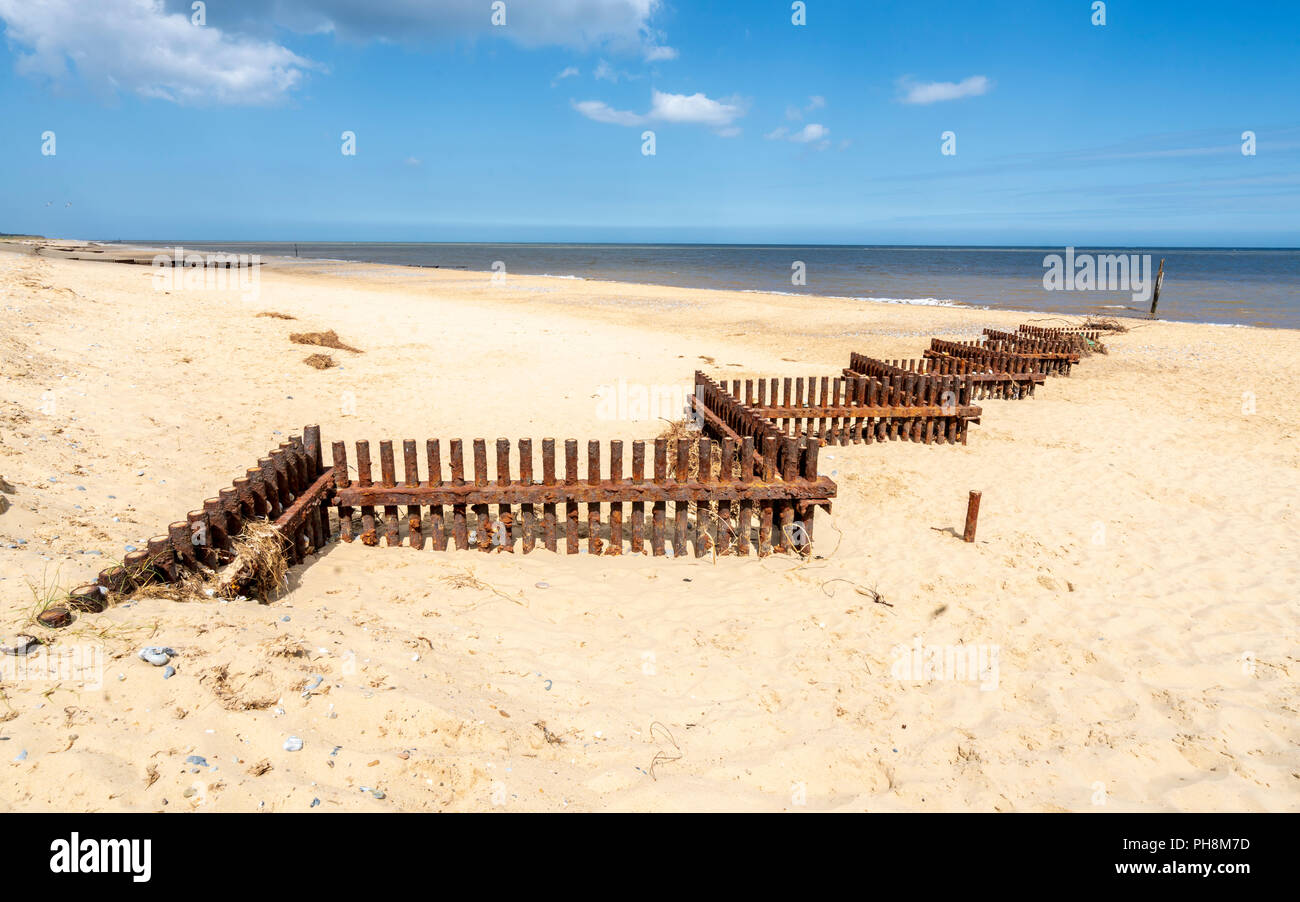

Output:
xmin=91 ymin=425 xmax=335 ymax=596
xmin=329 ymin=435 xmax=834 ymax=558
xmin=84 ymin=421 xmax=833 ymax=602
xmin=981 ymin=329 xmax=1081 ymax=371
xmin=1016 ymin=324 xmax=1108 ymax=354
xmin=926 ymin=337 xmax=1073 ymax=377
xmin=1016 ymin=324 xmax=1106 ymax=340
xmin=692 ymin=370 xmax=982 ymax=447
xmin=844 ymin=352 xmax=1043 ymax=400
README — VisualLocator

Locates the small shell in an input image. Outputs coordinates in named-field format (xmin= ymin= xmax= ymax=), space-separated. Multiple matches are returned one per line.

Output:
xmin=301 ymin=675 xmax=323 ymax=698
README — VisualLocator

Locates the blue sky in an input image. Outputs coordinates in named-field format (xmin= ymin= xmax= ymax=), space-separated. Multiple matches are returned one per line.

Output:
xmin=1 ymin=0 xmax=1296 ymax=245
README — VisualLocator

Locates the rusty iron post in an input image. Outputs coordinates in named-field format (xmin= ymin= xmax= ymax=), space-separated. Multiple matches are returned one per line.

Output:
xmin=963 ymin=490 xmax=981 ymax=543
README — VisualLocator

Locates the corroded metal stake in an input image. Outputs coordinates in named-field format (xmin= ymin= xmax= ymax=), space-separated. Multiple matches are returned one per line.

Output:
xmin=963 ymin=491 xmax=981 ymax=543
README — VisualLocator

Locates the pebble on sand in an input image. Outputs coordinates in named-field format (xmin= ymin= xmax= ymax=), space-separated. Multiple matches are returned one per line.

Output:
xmin=283 ymin=736 xmax=303 ymax=752
xmin=138 ymin=646 xmax=174 ymax=666
xmin=1 ymin=635 xmax=41 ymax=656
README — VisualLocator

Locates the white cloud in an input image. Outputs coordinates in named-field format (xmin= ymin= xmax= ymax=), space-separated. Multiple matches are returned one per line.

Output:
xmin=897 ymin=75 xmax=991 ymax=105
xmin=574 ymin=89 xmax=745 ymax=133
xmin=0 ymin=0 xmax=673 ymax=105
xmin=790 ymin=123 xmax=829 ymax=143
xmin=647 ymin=89 xmax=744 ymax=127
xmin=594 ymin=59 xmax=619 ymax=82
xmin=767 ymin=123 xmax=830 ymax=149
xmin=591 ymin=58 xmax=647 ymax=83
xmin=216 ymin=0 xmax=663 ymax=50
xmin=551 ymin=65 xmax=580 ymax=86
xmin=785 ymin=94 xmax=826 ymax=121
xmin=572 ymin=99 xmax=646 ymax=126
xmin=0 ymin=0 xmax=314 ymax=105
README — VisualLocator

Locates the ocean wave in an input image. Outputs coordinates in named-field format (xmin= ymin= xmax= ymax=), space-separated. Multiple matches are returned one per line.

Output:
xmin=739 ymin=288 xmax=970 ymax=308
xmin=853 ymin=295 xmax=969 ymax=308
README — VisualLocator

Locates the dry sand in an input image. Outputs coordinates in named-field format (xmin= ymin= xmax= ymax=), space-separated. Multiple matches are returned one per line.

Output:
xmin=0 ymin=241 xmax=1295 ymax=812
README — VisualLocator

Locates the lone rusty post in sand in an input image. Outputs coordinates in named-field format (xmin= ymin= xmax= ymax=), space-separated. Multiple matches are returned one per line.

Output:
xmin=963 ymin=490 xmax=981 ymax=543
xmin=1149 ymin=257 xmax=1165 ymax=317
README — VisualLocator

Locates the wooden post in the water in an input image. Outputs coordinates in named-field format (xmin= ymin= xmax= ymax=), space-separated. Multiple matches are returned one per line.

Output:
xmin=1149 ymin=257 xmax=1165 ymax=317
xmin=963 ymin=491 xmax=981 ymax=543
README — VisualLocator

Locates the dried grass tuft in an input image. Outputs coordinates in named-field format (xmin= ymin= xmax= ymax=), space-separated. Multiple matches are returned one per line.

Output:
xmin=656 ymin=418 xmax=755 ymax=555
xmin=439 ymin=567 xmax=523 ymax=606
xmin=289 ymin=330 xmax=362 ymax=353
xmin=656 ymin=418 xmax=742 ymax=480
xmin=1082 ymin=316 xmax=1129 ymax=333
xmin=1057 ymin=333 xmax=1105 ymax=356
xmin=303 ymin=353 xmax=336 ymax=370
xmin=124 ymin=520 xmax=288 ymax=605
xmin=202 ymin=663 xmax=279 ymax=712
xmin=224 ymin=520 xmax=289 ymax=600
xmin=257 ymin=311 xmax=296 ymax=320
xmin=131 ymin=575 xmax=212 ymax=603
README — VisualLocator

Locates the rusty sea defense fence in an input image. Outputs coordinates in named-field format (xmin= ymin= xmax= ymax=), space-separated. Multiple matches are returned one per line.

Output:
xmin=73 ymin=423 xmax=838 ymax=604
xmin=926 ymin=336 xmax=1076 ymax=377
xmin=329 ymin=434 xmax=834 ymax=558
xmin=1015 ymin=324 xmax=1108 ymax=354
xmin=844 ymin=352 xmax=1043 ymax=400
xmin=691 ymin=370 xmax=982 ymax=448
xmin=980 ymin=329 xmax=1082 ymax=373
xmin=73 ymin=426 xmax=335 ymax=606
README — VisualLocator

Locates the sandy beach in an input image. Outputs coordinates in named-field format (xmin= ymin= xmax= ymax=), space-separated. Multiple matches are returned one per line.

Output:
xmin=0 ymin=241 xmax=1295 ymax=812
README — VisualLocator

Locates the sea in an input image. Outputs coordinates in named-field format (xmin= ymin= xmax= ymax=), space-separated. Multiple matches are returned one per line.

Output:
xmin=120 ymin=243 xmax=1300 ymax=329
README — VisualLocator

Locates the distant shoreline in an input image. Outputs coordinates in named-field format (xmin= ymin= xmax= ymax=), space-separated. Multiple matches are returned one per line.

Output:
xmin=10 ymin=236 xmax=1295 ymax=330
